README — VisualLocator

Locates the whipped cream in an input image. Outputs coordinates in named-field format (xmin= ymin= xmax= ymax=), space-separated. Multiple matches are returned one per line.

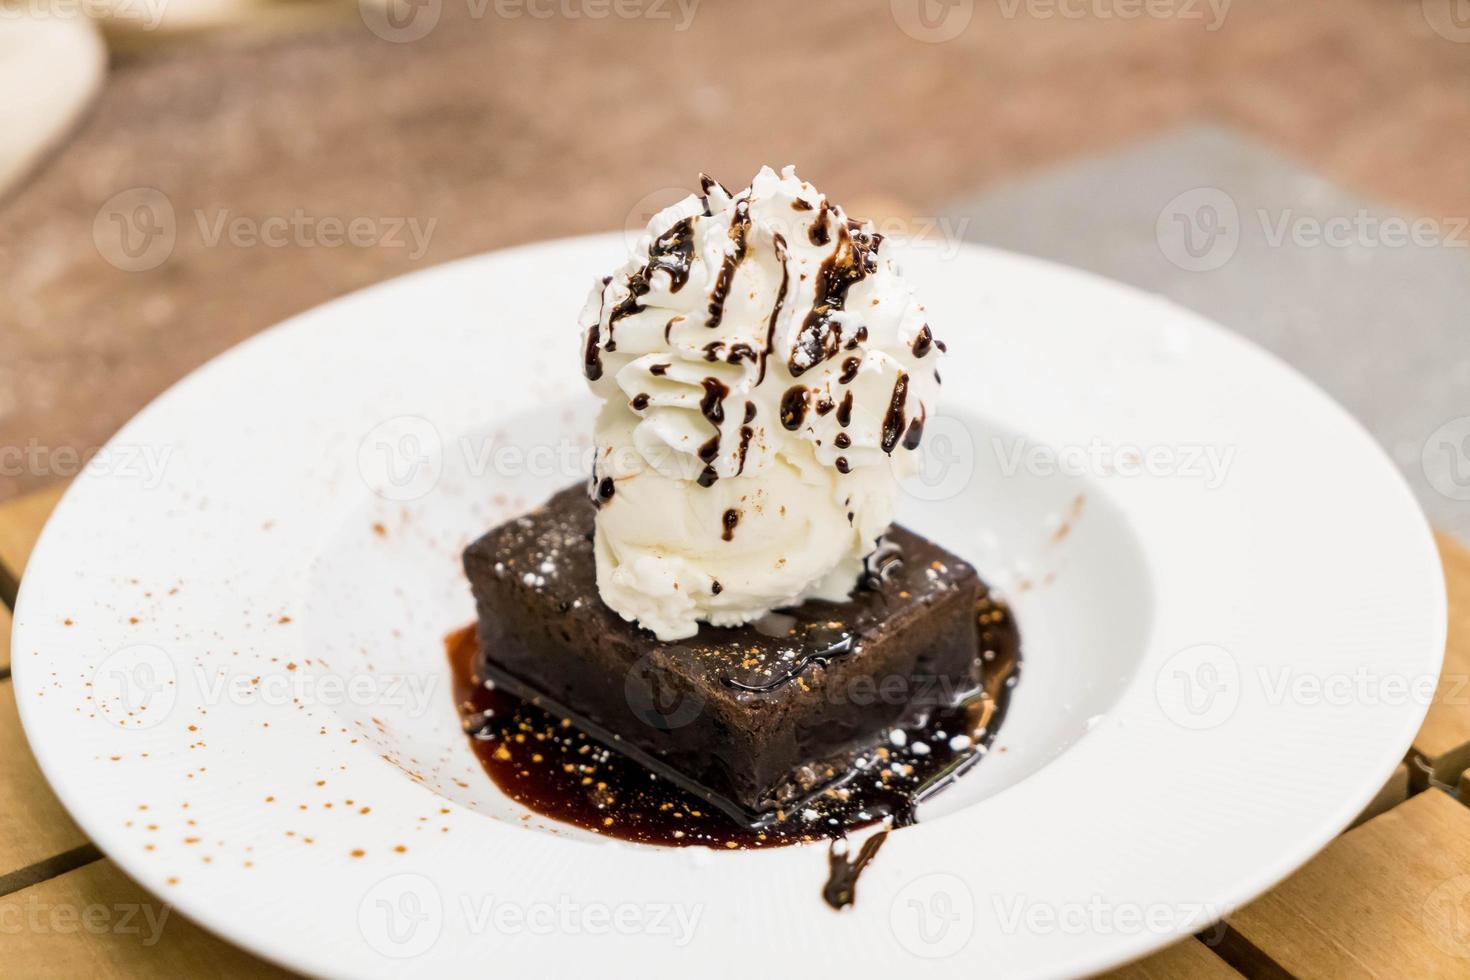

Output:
xmin=580 ymin=166 xmax=944 ymax=640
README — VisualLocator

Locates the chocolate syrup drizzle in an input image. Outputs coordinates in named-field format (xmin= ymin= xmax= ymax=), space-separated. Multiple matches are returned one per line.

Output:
xmin=721 ymin=625 xmax=856 ymax=694
xmin=757 ymin=233 xmax=791 ymax=385
xmin=780 ymin=385 xmax=808 ymax=431
xmin=825 ymin=833 xmax=888 ymax=910
xmin=880 ymin=372 xmax=909 ymax=454
xmin=586 ymin=177 xmax=938 ymax=500
xmin=581 ymin=275 xmax=613 ymax=381
xmin=605 ymin=219 xmax=697 ymax=339
xmin=447 ymin=583 xmax=1021 ymax=909
xmin=902 ymin=407 xmax=926 ymax=451
xmin=911 ymin=324 xmax=934 ymax=358
xmin=789 ymin=220 xmax=882 ymax=377
xmin=706 ymin=199 xmax=751 ymax=331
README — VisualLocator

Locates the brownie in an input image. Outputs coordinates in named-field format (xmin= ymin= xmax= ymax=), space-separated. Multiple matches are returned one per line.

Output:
xmin=463 ymin=485 xmax=982 ymax=826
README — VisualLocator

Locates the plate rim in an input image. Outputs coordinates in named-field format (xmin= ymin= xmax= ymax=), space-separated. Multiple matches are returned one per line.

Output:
xmin=12 ymin=235 xmax=1448 ymax=979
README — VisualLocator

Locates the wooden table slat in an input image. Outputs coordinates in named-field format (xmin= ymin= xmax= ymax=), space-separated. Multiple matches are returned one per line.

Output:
xmin=0 ymin=679 xmax=91 ymax=882
xmin=0 ymin=859 xmax=290 ymax=977
xmin=1413 ymin=534 xmax=1470 ymax=786
xmin=1226 ymin=789 xmax=1470 ymax=978
xmin=0 ymin=483 xmax=69 ymax=581
xmin=1349 ymin=762 xmax=1410 ymax=831
xmin=1101 ymin=937 xmax=1244 ymax=979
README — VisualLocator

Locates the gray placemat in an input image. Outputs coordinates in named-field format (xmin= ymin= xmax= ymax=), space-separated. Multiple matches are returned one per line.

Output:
xmin=947 ymin=123 xmax=1470 ymax=544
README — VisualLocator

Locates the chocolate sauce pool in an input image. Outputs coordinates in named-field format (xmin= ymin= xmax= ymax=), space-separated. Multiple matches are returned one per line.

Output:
xmin=448 ymin=588 xmax=1020 ymax=906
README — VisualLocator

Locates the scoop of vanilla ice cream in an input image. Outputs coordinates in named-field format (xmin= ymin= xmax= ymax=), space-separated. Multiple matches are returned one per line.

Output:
xmin=580 ymin=165 xmax=944 ymax=640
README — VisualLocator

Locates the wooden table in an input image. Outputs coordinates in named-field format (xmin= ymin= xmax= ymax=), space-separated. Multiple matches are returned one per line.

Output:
xmin=3 ymin=2 xmax=1470 ymax=975
xmin=3 ymin=481 xmax=1468 ymax=976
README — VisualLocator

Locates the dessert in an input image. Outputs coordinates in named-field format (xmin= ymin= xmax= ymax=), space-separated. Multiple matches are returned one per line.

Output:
xmin=457 ymin=167 xmax=1019 ymax=867
xmin=463 ymin=485 xmax=986 ymax=824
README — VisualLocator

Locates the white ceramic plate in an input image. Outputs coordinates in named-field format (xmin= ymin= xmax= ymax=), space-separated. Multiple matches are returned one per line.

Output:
xmin=13 ymin=236 xmax=1446 ymax=979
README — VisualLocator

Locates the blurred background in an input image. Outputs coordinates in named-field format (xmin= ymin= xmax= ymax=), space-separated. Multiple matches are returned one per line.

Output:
xmin=2 ymin=0 xmax=1468 ymax=542
xmin=3 ymin=3 xmax=1470 ymax=976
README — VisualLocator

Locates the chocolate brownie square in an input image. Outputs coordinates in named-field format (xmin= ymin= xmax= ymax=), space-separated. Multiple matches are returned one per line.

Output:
xmin=463 ymin=485 xmax=981 ymax=825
